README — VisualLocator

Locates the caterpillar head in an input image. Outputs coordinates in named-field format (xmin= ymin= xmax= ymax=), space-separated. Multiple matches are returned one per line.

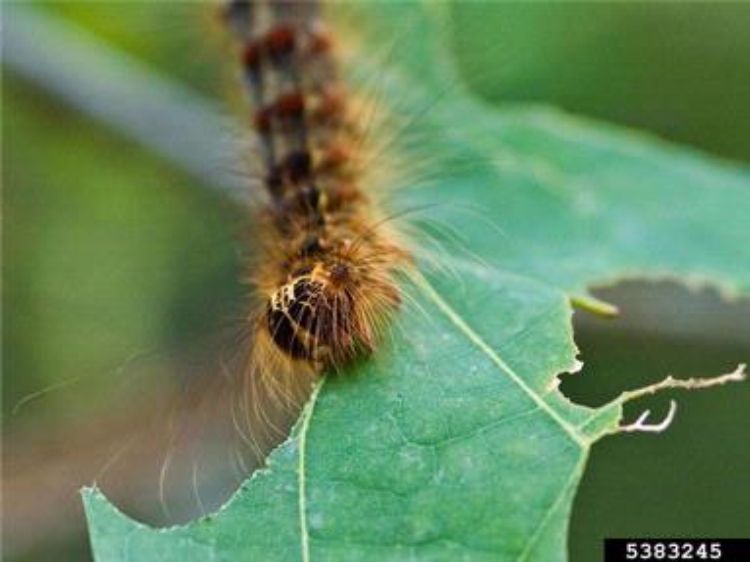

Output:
xmin=265 ymin=258 xmax=399 ymax=366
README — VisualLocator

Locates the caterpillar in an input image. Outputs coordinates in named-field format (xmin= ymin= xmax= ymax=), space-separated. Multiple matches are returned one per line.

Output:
xmin=223 ymin=0 xmax=410 ymax=393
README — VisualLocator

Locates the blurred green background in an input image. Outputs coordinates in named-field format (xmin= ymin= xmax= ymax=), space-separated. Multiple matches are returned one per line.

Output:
xmin=3 ymin=3 xmax=749 ymax=562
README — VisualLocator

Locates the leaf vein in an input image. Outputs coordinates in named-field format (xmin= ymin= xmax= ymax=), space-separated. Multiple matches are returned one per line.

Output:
xmin=298 ymin=379 xmax=326 ymax=562
xmin=517 ymin=456 xmax=586 ymax=562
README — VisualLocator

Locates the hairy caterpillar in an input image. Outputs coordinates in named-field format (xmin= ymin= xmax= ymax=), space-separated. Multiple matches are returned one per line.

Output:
xmin=223 ymin=0 xmax=411 ymax=393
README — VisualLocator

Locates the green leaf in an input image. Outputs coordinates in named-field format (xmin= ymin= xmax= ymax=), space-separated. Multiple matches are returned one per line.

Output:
xmin=83 ymin=2 xmax=749 ymax=561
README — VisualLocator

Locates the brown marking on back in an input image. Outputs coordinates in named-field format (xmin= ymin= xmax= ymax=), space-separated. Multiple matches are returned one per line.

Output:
xmin=311 ymin=87 xmax=346 ymax=123
xmin=254 ymin=106 xmax=273 ymax=133
xmin=275 ymin=91 xmax=305 ymax=118
xmin=309 ymin=28 xmax=333 ymax=54
xmin=242 ymin=42 xmax=262 ymax=71
xmin=317 ymin=145 xmax=350 ymax=172
xmin=266 ymin=25 xmax=296 ymax=59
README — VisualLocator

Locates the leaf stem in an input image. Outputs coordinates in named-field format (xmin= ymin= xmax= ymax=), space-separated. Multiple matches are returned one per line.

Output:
xmin=570 ymin=294 xmax=619 ymax=318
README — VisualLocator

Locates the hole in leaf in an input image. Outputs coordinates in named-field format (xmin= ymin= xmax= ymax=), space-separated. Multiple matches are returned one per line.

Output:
xmin=561 ymin=280 xmax=750 ymax=561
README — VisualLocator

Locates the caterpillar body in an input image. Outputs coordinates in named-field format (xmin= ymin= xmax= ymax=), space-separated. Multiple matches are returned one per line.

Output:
xmin=223 ymin=0 xmax=409 ymax=381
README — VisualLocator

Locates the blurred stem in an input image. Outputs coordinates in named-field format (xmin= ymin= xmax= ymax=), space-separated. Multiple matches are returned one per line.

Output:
xmin=2 ymin=4 xmax=248 ymax=203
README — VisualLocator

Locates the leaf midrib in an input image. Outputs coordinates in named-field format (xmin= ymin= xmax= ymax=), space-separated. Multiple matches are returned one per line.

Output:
xmin=298 ymin=381 xmax=326 ymax=562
